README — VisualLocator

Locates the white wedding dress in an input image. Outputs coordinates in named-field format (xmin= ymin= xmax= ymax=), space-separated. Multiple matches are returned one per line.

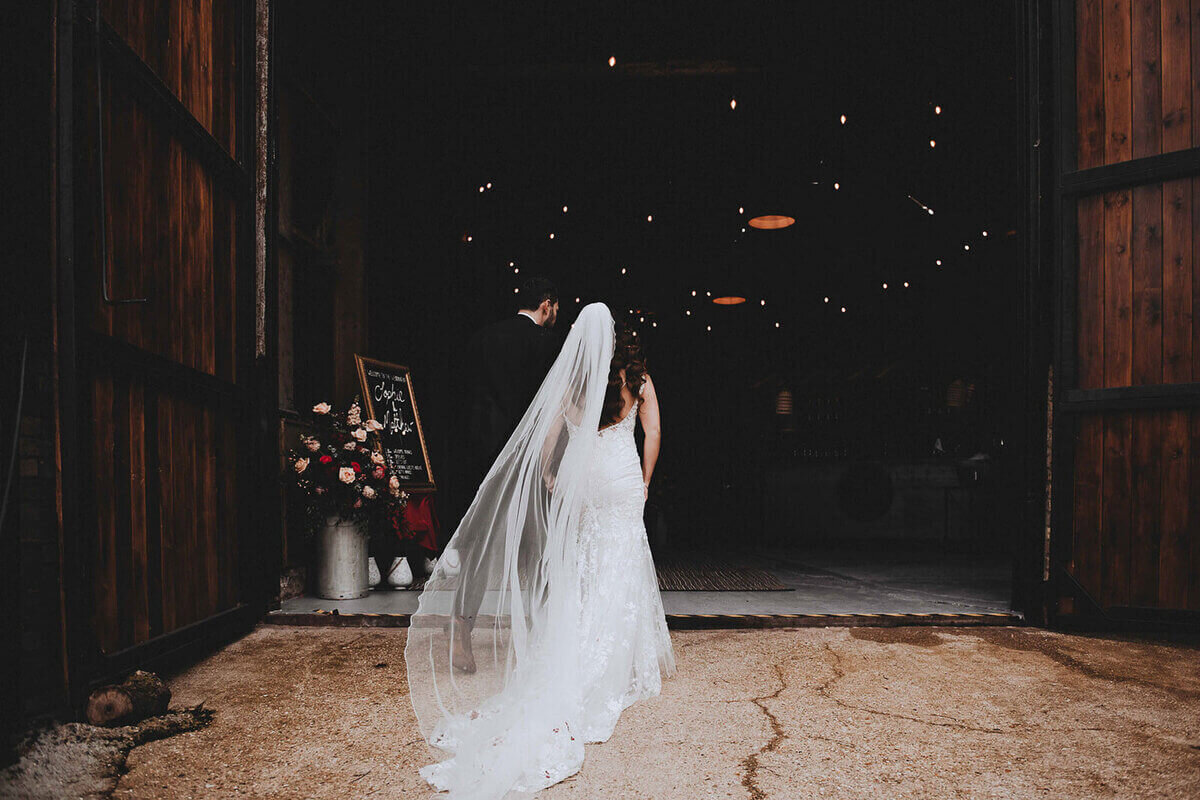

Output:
xmin=406 ymin=303 xmax=675 ymax=799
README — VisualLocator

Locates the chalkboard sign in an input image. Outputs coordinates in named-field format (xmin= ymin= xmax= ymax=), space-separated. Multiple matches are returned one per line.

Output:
xmin=354 ymin=355 xmax=436 ymax=490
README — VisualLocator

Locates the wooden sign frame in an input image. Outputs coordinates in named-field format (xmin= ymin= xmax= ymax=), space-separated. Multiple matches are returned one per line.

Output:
xmin=354 ymin=355 xmax=436 ymax=490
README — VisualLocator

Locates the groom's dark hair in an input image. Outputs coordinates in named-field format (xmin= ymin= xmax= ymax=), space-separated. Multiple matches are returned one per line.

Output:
xmin=517 ymin=277 xmax=558 ymax=311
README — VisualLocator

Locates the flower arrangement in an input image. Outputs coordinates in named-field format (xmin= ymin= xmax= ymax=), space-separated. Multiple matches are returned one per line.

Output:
xmin=285 ymin=398 xmax=409 ymax=534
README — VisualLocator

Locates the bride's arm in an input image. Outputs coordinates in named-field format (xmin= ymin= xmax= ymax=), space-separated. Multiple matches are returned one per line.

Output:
xmin=638 ymin=375 xmax=661 ymax=496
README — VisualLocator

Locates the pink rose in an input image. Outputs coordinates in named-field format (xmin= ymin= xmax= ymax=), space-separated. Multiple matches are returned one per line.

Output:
xmin=373 ymin=466 xmax=385 ymax=480
xmin=293 ymin=458 xmax=310 ymax=473
xmin=338 ymin=467 xmax=355 ymax=484
xmin=362 ymin=486 xmax=376 ymax=499
xmin=313 ymin=402 xmax=331 ymax=415
xmin=352 ymin=428 xmax=367 ymax=442
xmin=304 ymin=437 xmax=321 ymax=453
xmin=342 ymin=441 xmax=358 ymax=450
xmin=370 ymin=452 xmax=386 ymax=466
xmin=365 ymin=419 xmax=383 ymax=432
xmin=388 ymin=475 xmax=400 ymax=490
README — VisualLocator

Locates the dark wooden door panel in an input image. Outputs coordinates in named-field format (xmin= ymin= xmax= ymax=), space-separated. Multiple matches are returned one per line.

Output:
xmin=70 ymin=0 xmax=254 ymax=679
xmin=1059 ymin=0 xmax=1200 ymax=617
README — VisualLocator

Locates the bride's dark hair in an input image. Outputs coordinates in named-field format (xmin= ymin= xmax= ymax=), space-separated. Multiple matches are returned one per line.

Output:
xmin=601 ymin=326 xmax=647 ymax=428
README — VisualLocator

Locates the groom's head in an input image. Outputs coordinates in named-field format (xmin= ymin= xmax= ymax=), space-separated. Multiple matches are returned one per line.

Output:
xmin=518 ymin=277 xmax=559 ymax=328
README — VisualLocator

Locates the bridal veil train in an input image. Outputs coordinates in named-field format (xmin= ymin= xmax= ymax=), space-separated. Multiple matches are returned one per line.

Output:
xmin=405 ymin=302 xmax=675 ymax=798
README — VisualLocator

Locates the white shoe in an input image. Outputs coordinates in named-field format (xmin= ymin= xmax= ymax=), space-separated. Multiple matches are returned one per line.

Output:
xmin=368 ymin=557 xmax=381 ymax=586
xmin=387 ymin=556 xmax=413 ymax=588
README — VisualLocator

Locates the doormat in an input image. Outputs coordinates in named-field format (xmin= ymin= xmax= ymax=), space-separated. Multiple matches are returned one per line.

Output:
xmin=382 ymin=560 xmax=791 ymax=593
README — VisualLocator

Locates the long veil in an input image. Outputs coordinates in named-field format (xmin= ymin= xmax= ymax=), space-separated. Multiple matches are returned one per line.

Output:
xmin=405 ymin=302 xmax=615 ymax=798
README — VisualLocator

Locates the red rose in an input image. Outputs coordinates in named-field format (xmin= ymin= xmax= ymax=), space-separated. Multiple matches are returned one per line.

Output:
xmin=372 ymin=466 xmax=385 ymax=480
xmin=319 ymin=455 xmax=333 ymax=465
xmin=351 ymin=462 xmax=362 ymax=473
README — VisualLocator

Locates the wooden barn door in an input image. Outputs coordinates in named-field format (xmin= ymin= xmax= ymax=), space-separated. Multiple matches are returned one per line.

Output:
xmin=1053 ymin=0 xmax=1200 ymax=620
xmin=64 ymin=0 xmax=259 ymax=690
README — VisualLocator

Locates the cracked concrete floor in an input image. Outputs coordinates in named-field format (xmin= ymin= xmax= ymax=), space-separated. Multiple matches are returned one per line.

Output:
xmin=108 ymin=625 xmax=1200 ymax=799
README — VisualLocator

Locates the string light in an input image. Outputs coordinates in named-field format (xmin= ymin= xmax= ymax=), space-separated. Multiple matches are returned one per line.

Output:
xmin=549 ymin=233 xmax=555 ymax=239
xmin=705 ymin=291 xmax=712 ymax=297
xmin=738 ymin=206 xmax=744 ymax=214
xmin=936 ymin=260 xmax=942 ymax=266
xmin=729 ymin=99 xmax=737 ymax=110
xmin=834 ymin=182 xmax=840 ymax=190
xmin=903 ymin=281 xmax=910 ymax=288
xmin=652 ymin=322 xmax=657 ymax=328
xmin=608 ymin=55 xmax=616 ymax=67
xmin=691 ymin=290 xmax=697 ymax=297
xmin=639 ymin=316 xmax=644 ymax=322
xmin=466 ymin=235 xmax=473 ymax=242
xmin=929 ymin=139 xmax=937 ymax=148
xmin=963 ymin=244 xmax=970 ymax=251
xmin=935 ymin=105 xmax=942 ymax=115
xmin=741 ymin=227 xmax=747 ymax=233
xmin=760 ymin=299 xmax=766 ymax=306
xmin=823 ymin=297 xmax=830 ymax=303
xmin=562 ymin=205 xmax=569 ymax=213
xmin=706 ymin=325 xmax=712 ymax=331
xmin=981 ymin=230 xmax=988 ymax=237
xmin=621 ymin=267 xmax=627 ymax=274
xmin=686 ymin=310 xmax=692 ymax=316
xmin=513 ymin=287 xmax=519 ymax=293
xmin=478 ymin=186 xmax=485 ymax=193
xmin=486 ymin=182 xmax=492 ymax=189
xmin=508 ymin=261 xmax=515 ymax=267
xmin=928 ymin=208 xmax=935 ymax=215
xmin=575 ymin=297 xmax=581 ymax=303
xmin=647 ymin=214 xmax=653 ymax=222
xmin=840 ymin=114 xmax=847 ymax=124
xmin=775 ymin=322 xmax=780 ymax=328
xmin=514 ymin=267 xmax=520 ymax=274
xmin=882 ymin=282 xmax=888 ymax=289
xmin=841 ymin=306 xmax=847 ymax=313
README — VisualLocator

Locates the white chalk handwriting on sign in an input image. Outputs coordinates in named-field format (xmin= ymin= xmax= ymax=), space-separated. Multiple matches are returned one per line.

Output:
xmin=367 ymin=368 xmax=414 ymax=437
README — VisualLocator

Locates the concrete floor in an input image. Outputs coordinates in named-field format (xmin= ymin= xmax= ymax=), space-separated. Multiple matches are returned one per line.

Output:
xmin=108 ymin=624 xmax=1199 ymax=799
xmin=277 ymin=549 xmax=1014 ymax=617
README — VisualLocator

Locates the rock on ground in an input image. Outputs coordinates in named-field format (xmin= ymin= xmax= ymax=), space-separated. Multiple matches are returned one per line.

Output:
xmin=35 ymin=625 xmax=1200 ymax=800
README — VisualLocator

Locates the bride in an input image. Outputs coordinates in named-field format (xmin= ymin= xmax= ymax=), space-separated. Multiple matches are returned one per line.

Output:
xmin=405 ymin=302 xmax=676 ymax=798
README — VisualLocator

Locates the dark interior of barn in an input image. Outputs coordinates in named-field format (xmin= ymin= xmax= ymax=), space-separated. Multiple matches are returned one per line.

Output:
xmin=271 ymin=1 xmax=1027 ymax=615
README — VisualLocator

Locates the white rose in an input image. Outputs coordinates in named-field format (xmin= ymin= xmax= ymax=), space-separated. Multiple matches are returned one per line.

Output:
xmin=304 ymin=437 xmax=321 ymax=453
xmin=338 ymin=467 xmax=355 ymax=484
xmin=371 ymin=452 xmax=386 ymax=466
xmin=388 ymin=475 xmax=400 ymax=490
xmin=352 ymin=428 xmax=367 ymax=442
xmin=342 ymin=441 xmax=358 ymax=450
xmin=313 ymin=402 xmax=331 ymax=415
xmin=293 ymin=458 xmax=309 ymax=473
xmin=362 ymin=486 xmax=376 ymax=499
xmin=365 ymin=419 xmax=383 ymax=432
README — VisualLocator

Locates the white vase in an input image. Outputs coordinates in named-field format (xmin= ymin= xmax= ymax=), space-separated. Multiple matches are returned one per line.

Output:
xmin=314 ymin=517 xmax=369 ymax=599
xmin=386 ymin=556 xmax=413 ymax=588
xmin=368 ymin=556 xmax=381 ymax=586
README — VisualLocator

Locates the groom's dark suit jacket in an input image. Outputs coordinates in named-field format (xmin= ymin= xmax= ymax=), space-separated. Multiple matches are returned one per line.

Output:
xmin=464 ymin=313 xmax=560 ymax=478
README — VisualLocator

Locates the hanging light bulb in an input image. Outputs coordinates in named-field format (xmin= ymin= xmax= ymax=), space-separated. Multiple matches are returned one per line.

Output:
xmin=935 ymin=105 xmax=942 ymax=115
xmin=639 ymin=316 xmax=644 ymax=322
xmin=738 ymin=206 xmax=744 ymax=214
xmin=927 ymin=208 xmax=935 ymax=215
xmin=621 ymin=267 xmax=627 ymax=274
xmin=929 ymin=139 xmax=937 ymax=148
xmin=823 ymin=297 xmax=830 ymax=303
xmin=508 ymin=261 xmax=515 ymax=267
xmin=760 ymin=299 xmax=766 ymax=306
xmin=775 ymin=322 xmax=780 ymax=328
xmin=903 ymin=281 xmax=910 ymax=288
xmin=963 ymin=244 xmax=970 ymax=251
xmin=562 ymin=205 xmax=569 ymax=213
xmin=706 ymin=291 xmax=712 ymax=297
xmin=686 ymin=310 xmax=692 ymax=316
xmin=741 ymin=227 xmax=747 ymax=233
xmin=840 ymin=114 xmax=847 ymax=124
xmin=729 ymin=98 xmax=737 ymax=110
xmin=478 ymin=186 xmax=485 ymax=193
xmin=486 ymin=182 xmax=492 ymax=189
xmin=513 ymin=287 xmax=519 ymax=293
xmin=652 ymin=321 xmax=657 ymax=328
xmin=882 ymin=282 xmax=888 ymax=289
xmin=691 ymin=290 xmax=697 ymax=297
xmin=608 ymin=55 xmax=616 ymax=67
xmin=575 ymin=297 xmax=581 ymax=303
xmin=647 ymin=214 xmax=653 ymax=222
xmin=466 ymin=235 xmax=473 ymax=242
xmin=936 ymin=259 xmax=943 ymax=266
xmin=514 ymin=267 xmax=520 ymax=274
xmin=841 ymin=306 xmax=847 ymax=313
xmin=834 ymin=182 xmax=840 ymax=190
xmin=706 ymin=325 xmax=712 ymax=331
xmin=982 ymin=230 xmax=988 ymax=237
xmin=549 ymin=233 xmax=555 ymax=239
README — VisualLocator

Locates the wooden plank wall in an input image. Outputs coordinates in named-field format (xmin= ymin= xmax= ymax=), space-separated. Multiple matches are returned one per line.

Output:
xmin=1070 ymin=0 xmax=1200 ymax=610
xmin=83 ymin=1 xmax=246 ymax=654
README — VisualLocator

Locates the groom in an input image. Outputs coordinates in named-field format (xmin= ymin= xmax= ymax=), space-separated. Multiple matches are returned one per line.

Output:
xmin=452 ymin=277 xmax=561 ymax=671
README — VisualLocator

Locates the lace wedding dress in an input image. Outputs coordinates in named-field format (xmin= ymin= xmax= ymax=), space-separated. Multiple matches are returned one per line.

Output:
xmin=406 ymin=303 xmax=675 ymax=799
